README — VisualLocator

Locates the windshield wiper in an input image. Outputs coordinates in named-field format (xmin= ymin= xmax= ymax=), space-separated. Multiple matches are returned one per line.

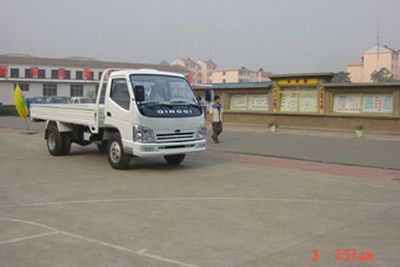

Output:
xmin=138 ymin=101 xmax=173 ymax=107
xmin=168 ymin=100 xmax=198 ymax=106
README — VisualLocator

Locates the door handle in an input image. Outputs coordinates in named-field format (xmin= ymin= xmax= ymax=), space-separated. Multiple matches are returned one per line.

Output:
xmin=106 ymin=111 xmax=112 ymax=117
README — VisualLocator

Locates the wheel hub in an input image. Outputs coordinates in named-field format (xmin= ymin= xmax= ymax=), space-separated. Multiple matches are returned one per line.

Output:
xmin=109 ymin=141 xmax=121 ymax=163
xmin=48 ymin=133 xmax=56 ymax=150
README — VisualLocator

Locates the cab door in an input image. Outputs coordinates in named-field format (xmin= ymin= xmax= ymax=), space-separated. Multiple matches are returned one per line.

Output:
xmin=105 ymin=77 xmax=133 ymax=144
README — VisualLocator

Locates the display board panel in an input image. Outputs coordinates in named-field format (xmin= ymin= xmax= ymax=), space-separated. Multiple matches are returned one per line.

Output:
xmin=333 ymin=94 xmax=362 ymax=113
xmin=280 ymin=90 xmax=298 ymax=112
xmin=333 ymin=93 xmax=393 ymax=113
xmin=229 ymin=94 xmax=269 ymax=111
xmin=230 ymin=94 xmax=248 ymax=110
xmin=298 ymin=91 xmax=318 ymax=112
xmin=248 ymin=94 xmax=269 ymax=110
xmin=280 ymin=89 xmax=318 ymax=113
xmin=362 ymin=94 xmax=393 ymax=113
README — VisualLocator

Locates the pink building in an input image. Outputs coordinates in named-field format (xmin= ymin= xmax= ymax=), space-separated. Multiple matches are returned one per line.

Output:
xmin=347 ymin=44 xmax=400 ymax=82
xmin=211 ymin=67 xmax=270 ymax=83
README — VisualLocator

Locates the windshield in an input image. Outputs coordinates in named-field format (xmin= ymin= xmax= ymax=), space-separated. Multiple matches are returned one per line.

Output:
xmin=130 ymin=75 xmax=198 ymax=105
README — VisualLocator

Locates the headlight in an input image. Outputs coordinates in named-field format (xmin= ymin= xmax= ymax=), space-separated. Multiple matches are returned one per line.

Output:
xmin=195 ymin=126 xmax=206 ymax=140
xmin=133 ymin=125 xmax=155 ymax=143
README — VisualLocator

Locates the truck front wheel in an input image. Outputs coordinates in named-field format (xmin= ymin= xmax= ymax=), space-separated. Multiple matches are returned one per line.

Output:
xmin=164 ymin=154 xmax=185 ymax=166
xmin=107 ymin=134 xmax=130 ymax=169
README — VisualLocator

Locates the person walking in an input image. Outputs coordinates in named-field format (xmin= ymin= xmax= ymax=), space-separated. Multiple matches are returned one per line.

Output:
xmin=210 ymin=95 xmax=223 ymax=143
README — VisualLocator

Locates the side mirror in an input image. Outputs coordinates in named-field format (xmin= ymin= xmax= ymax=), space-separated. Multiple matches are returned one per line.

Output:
xmin=134 ymin=85 xmax=145 ymax=102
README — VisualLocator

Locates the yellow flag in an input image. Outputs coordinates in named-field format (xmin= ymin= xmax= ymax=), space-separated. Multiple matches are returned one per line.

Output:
xmin=13 ymin=83 xmax=29 ymax=118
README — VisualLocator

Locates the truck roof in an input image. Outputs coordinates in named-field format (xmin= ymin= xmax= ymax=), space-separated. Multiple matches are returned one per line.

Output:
xmin=110 ymin=68 xmax=186 ymax=78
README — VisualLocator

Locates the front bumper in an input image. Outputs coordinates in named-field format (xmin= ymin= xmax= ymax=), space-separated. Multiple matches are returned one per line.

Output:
xmin=125 ymin=139 xmax=206 ymax=157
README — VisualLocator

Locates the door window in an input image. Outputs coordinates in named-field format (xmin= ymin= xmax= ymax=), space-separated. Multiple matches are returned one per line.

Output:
xmin=110 ymin=79 xmax=130 ymax=110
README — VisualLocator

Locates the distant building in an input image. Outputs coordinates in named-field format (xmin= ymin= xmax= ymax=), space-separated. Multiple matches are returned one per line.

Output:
xmin=171 ymin=58 xmax=202 ymax=83
xmin=0 ymin=54 xmax=189 ymax=105
xmin=197 ymin=60 xmax=217 ymax=84
xmin=347 ymin=44 xmax=400 ymax=82
xmin=211 ymin=67 xmax=270 ymax=84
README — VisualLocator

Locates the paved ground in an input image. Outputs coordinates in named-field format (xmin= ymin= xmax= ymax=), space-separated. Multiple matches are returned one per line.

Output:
xmin=1 ymin=116 xmax=399 ymax=169
xmin=1 ymin=125 xmax=400 ymax=266
xmin=209 ymin=130 xmax=400 ymax=170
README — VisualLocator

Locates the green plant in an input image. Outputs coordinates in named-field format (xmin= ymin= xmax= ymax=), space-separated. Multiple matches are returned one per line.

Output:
xmin=355 ymin=125 xmax=364 ymax=131
xmin=268 ymin=122 xmax=278 ymax=128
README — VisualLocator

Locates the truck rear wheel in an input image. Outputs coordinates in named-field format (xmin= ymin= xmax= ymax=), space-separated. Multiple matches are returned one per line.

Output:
xmin=164 ymin=154 xmax=185 ymax=166
xmin=62 ymin=133 xmax=71 ymax=155
xmin=107 ymin=134 xmax=130 ymax=169
xmin=47 ymin=127 xmax=66 ymax=156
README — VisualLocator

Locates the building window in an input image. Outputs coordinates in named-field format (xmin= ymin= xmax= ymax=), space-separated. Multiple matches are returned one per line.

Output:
xmin=43 ymin=84 xmax=57 ymax=96
xmin=19 ymin=83 xmax=30 ymax=91
xmin=51 ymin=70 xmax=58 ymax=79
xmin=38 ymin=69 xmax=46 ymax=79
xmin=25 ymin=69 xmax=32 ymax=78
xmin=98 ymin=72 xmax=103 ymax=80
xmin=75 ymin=71 xmax=83 ymax=80
xmin=70 ymin=84 xmax=84 ymax=97
xmin=65 ymin=70 xmax=71 ymax=79
xmin=222 ymin=71 xmax=226 ymax=76
xmin=10 ymin=68 xmax=19 ymax=78
xmin=222 ymin=79 xmax=226 ymax=83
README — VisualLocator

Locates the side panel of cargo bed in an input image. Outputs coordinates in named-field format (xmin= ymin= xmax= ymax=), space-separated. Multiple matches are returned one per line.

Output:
xmin=30 ymin=104 xmax=100 ymax=130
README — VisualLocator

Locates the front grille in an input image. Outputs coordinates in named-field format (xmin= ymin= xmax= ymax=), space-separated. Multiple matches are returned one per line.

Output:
xmin=156 ymin=132 xmax=195 ymax=143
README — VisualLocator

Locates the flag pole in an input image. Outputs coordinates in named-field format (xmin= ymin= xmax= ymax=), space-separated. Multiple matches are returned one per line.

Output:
xmin=24 ymin=117 xmax=30 ymax=131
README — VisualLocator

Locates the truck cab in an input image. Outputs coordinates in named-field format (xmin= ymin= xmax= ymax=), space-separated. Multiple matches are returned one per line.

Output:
xmin=103 ymin=69 xmax=206 ymax=167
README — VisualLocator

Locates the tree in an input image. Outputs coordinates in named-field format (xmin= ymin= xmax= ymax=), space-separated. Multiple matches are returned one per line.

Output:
xmin=332 ymin=71 xmax=351 ymax=83
xmin=370 ymin=67 xmax=393 ymax=83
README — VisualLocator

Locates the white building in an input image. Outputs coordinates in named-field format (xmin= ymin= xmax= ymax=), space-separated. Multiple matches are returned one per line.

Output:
xmin=0 ymin=54 xmax=189 ymax=105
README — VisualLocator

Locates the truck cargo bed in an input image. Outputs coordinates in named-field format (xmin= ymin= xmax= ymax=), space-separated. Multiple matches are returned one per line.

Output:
xmin=30 ymin=104 xmax=105 ymax=131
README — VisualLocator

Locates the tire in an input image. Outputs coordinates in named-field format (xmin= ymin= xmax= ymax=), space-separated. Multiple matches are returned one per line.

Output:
xmin=61 ymin=133 xmax=71 ymax=155
xmin=46 ymin=126 xmax=64 ymax=156
xmin=107 ymin=134 xmax=130 ymax=169
xmin=164 ymin=154 xmax=185 ymax=166
xmin=97 ymin=141 xmax=108 ymax=153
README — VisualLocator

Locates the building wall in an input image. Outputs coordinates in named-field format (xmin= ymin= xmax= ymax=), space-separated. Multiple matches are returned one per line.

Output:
xmin=171 ymin=58 xmax=202 ymax=83
xmin=347 ymin=63 xmax=364 ymax=83
xmin=4 ymin=64 xmax=103 ymax=80
xmin=197 ymin=61 xmax=217 ymax=84
xmin=211 ymin=69 xmax=270 ymax=83
xmin=363 ymin=52 xmax=394 ymax=82
xmin=211 ymin=70 xmax=240 ymax=83
xmin=0 ymin=81 xmax=98 ymax=105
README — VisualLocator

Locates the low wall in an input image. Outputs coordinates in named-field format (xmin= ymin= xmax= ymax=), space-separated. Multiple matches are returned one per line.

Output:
xmin=222 ymin=112 xmax=400 ymax=134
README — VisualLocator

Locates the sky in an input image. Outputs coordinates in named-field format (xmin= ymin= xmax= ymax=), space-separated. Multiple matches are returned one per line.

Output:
xmin=0 ymin=0 xmax=399 ymax=73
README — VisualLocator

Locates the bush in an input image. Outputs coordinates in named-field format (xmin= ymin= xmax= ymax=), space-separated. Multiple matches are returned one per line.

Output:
xmin=0 ymin=105 xmax=18 ymax=116
xmin=355 ymin=125 xmax=364 ymax=131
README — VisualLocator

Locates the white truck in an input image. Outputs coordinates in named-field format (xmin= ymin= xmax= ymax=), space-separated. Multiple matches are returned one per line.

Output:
xmin=30 ymin=69 xmax=207 ymax=169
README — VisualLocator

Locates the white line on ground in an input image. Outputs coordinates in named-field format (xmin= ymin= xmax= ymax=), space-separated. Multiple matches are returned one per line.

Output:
xmin=19 ymin=197 xmax=396 ymax=207
xmin=0 ymin=216 xmax=59 ymax=232
xmin=0 ymin=216 xmax=199 ymax=267
xmin=0 ymin=231 xmax=59 ymax=245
